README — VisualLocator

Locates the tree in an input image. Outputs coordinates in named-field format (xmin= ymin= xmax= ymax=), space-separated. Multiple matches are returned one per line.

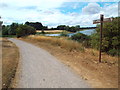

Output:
xmin=42 ymin=26 xmax=48 ymax=30
xmin=90 ymin=17 xmax=120 ymax=56
xmin=2 ymin=25 xmax=10 ymax=35
xmin=8 ymin=23 xmax=19 ymax=35
xmin=57 ymin=25 xmax=66 ymax=30
xmin=16 ymin=24 xmax=36 ymax=38
xmin=25 ymin=22 xmax=43 ymax=30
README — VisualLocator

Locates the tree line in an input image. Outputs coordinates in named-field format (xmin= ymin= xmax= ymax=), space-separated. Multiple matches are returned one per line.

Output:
xmin=2 ymin=23 xmax=36 ymax=37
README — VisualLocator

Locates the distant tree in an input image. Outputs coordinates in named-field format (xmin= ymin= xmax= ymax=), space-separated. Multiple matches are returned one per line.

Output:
xmin=42 ymin=26 xmax=48 ymax=30
xmin=57 ymin=25 xmax=80 ymax=32
xmin=2 ymin=25 xmax=10 ymax=35
xmin=25 ymin=22 xmax=43 ymax=30
xmin=8 ymin=23 xmax=19 ymax=35
xmin=16 ymin=24 xmax=36 ymax=38
xmin=57 ymin=25 xmax=66 ymax=30
xmin=75 ymin=25 xmax=80 ymax=29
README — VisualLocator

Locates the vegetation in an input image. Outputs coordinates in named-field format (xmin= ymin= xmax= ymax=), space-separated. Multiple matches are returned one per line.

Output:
xmin=2 ymin=23 xmax=19 ymax=36
xmin=71 ymin=33 xmax=90 ymax=47
xmin=2 ymin=23 xmax=36 ymax=37
xmin=25 ymin=22 xmax=43 ymax=30
xmin=69 ymin=17 xmax=119 ymax=56
xmin=27 ymin=35 xmax=84 ymax=52
xmin=57 ymin=25 xmax=80 ymax=32
xmin=2 ymin=17 xmax=119 ymax=56
xmin=60 ymin=31 xmax=68 ymax=37
xmin=2 ymin=38 xmax=19 ymax=88
xmin=90 ymin=17 xmax=120 ymax=56
xmin=16 ymin=24 xmax=36 ymax=38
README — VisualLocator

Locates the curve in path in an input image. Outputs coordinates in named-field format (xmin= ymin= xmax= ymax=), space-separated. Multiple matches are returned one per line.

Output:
xmin=9 ymin=38 xmax=90 ymax=88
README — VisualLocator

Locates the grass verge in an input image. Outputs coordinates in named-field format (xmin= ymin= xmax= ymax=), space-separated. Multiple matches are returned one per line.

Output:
xmin=2 ymin=38 xmax=19 ymax=88
xmin=20 ymin=35 xmax=118 ymax=88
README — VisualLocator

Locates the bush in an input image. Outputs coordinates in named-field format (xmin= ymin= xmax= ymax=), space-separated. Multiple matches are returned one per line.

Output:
xmin=16 ymin=24 xmax=36 ymax=38
xmin=71 ymin=33 xmax=90 ymax=47
xmin=90 ymin=17 xmax=120 ymax=56
xmin=108 ymin=49 xmax=120 ymax=56
xmin=60 ymin=32 xmax=68 ymax=37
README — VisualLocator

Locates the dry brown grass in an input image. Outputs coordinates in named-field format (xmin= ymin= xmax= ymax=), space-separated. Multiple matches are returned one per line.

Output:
xmin=36 ymin=30 xmax=63 ymax=33
xmin=28 ymin=35 xmax=84 ymax=52
xmin=2 ymin=38 xmax=19 ymax=88
xmin=21 ymin=35 xmax=118 ymax=88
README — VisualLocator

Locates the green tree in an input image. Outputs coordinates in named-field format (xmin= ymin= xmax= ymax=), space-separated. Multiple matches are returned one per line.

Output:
xmin=8 ymin=23 xmax=19 ymax=35
xmin=16 ymin=24 xmax=36 ymax=38
xmin=90 ymin=17 xmax=120 ymax=56
xmin=57 ymin=25 xmax=66 ymax=30
xmin=2 ymin=25 xmax=10 ymax=35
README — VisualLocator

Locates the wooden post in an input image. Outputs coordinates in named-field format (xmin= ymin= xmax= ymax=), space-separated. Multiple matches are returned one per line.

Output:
xmin=93 ymin=15 xmax=113 ymax=63
xmin=99 ymin=14 xmax=104 ymax=62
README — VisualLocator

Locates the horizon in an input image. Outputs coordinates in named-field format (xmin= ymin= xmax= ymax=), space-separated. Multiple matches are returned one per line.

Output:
xmin=0 ymin=0 xmax=119 ymax=28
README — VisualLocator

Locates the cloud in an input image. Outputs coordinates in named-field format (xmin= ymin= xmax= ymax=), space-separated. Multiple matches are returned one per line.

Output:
xmin=18 ymin=6 xmax=37 ymax=10
xmin=0 ymin=1 xmax=118 ymax=28
xmin=82 ymin=3 xmax=101 ymax=14
xmin=102 ymin=3 xmax=118 ymax=17
xmin=0 ymin=3 xmax=8 ymax=8
xmin=64 ymin=0 xmax=119 ymax=2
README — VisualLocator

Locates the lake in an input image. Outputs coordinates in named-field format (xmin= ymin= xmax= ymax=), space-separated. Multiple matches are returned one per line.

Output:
xmin=45 ymin=29 xmax=96 ymax=37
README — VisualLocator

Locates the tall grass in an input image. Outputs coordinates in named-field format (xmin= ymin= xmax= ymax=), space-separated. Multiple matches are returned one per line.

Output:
xmin=28 ymin=35 xmax=84 ymax=52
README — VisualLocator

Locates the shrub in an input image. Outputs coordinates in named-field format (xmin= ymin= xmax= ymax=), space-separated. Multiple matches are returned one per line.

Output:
xmin=71 ymin=33 xmax=90 ymax=47
xmin=108 ymin=49 xmax=120 ymax=56
xmin=16 ymin=24 xmax=36 ymax=38
xmin=60 ymin=32 xmax=68 ymax=37
xmin=90 ymin=17 xmax=120 ymax=56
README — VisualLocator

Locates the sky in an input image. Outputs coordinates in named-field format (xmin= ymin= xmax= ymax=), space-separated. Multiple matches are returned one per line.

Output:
xmin=0 ymin=0 xmax=119 ymax=28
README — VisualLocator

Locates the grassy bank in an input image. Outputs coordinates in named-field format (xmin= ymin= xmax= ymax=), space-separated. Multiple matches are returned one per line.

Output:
xmin=2 ymin=38 xmax=19 ymax=88
xmin=36 ymin=30 xmax=71 ymax=34
xmin=21 ymin=35 xmax=118 ymax=88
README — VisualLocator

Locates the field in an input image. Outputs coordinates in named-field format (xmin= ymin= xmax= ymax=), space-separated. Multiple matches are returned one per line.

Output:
xmin=21 ymin=35 xmax=118 ymax=88
xmin=1 ymin=38 xmax=19 ymax=88
xmin=37 ymin=30 xmax=63 ymax=33
xmin=36 ymin=30 xmax=71 ymax=34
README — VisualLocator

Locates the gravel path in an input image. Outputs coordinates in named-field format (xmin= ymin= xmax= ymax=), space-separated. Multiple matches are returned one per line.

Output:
xmin=9 ymin=38 xmax=90 ymax=88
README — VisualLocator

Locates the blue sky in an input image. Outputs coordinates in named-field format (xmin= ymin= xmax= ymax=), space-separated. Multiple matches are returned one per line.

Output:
xmin=0 ymin=0 xmax=119 ymax=27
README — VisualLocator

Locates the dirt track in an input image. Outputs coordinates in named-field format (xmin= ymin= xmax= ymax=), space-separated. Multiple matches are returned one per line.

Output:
xmin=9 ymin=38 xmax=90 ymax=88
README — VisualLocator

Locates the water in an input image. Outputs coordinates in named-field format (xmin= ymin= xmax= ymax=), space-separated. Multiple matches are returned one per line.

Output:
xmin=78 ymin=29 xmax=96 ymax=35
xmin=45 ymin=29 xmax=96 ymax=37
xmin=45 ymin=34 xmax=61 ymax=36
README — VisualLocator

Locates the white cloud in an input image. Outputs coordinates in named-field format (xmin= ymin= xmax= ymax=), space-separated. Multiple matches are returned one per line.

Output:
xmin=102 ymin=3 xmax=118 ymax=17
xmin=0 ymin=0 xmax=118 ymax=27
xmin=64 ymin=0 xmax=119 ymax=2
xmin=82 ymin=3 xmax=101 ymax=14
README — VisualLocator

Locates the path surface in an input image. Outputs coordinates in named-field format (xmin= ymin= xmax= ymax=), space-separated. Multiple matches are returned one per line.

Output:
xmin=9 ymin=38 xmax=90 ymax=88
